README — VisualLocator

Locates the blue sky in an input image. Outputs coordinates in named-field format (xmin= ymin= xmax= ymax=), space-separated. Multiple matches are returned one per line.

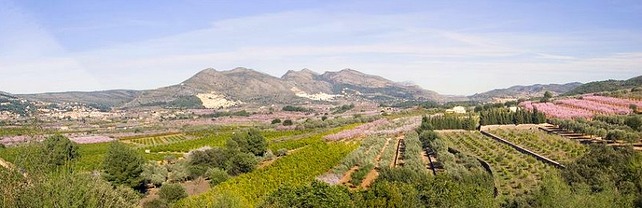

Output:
xmin=1 ymin=0 xmax=641 ymax=95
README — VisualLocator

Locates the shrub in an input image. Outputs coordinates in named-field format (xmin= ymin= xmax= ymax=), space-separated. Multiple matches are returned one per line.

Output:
xmin=102 ymin=142 xmax=145 ymax=190
xmin=230 ymin=129 xmax=267 ymax=156
xmin=143 ymin=198 xmax=169 ymax=208
xmin=271 ymin=118 xmax=282 ymax=124
xmin=42 ymin=134 xmax=79 ymax=166
xmin=158 ymin=183 xmax=188 ymax=203
xmin=167 ymin=162 xmax=190 ymax=183
xmin=283 ymin=119 xmax=294 ymax=126
xmin=207 ymin=168 xmax=230 ymax=187
xmin=276 ymin=148 xmax=288 ymax=157
xmin=141 ymin=163 xmax=168 ymax=187
xmin=188 ymin=165 xmax=209 ymax=179
xmin=226 ymin=152 xmax=257 ymax=176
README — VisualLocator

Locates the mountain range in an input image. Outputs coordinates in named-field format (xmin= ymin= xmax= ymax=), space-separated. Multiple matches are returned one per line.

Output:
xmin=14 ymin=68 xmax=447 ymax=109
xmin=6 ymin=67 xmax=641 ymax=109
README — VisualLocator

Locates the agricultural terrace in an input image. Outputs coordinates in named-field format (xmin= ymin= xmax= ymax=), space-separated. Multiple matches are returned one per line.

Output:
xmin=486 ymin=127 xmax=587 ymax=163
xmin=520 ymin=95 xmax=641 ymax=119
xmin=550 ymin=115 xmax=642 ymax=143
xmin=176 ymin=134 xmax=359 ymax=207
xmin=318 ymin=116 xmax=425 ymax=189
xmin=438 ymin=131 xmax=556 ymax=201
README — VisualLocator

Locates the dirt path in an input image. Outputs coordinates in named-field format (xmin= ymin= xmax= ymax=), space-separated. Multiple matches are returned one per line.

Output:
xmin=394 ymin=138 xmax=405 ymax=167
xmin=361 ymin=138 xmax=393 ymax=188
xmin=339 ymin=166 xmax=359 ymax=186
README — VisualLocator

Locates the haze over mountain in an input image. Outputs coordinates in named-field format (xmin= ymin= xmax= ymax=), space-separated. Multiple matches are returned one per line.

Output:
xmin=470 ymin=83 xmax=583 ymax=102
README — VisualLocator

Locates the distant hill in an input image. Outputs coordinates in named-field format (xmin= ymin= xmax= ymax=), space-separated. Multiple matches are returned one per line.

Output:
xmin=470 ymin=82 xmax=583 ymax=102
xmin=122 ymin=67 xmax=449 ymax=108
xmin=564 ymin=75 xmax=642 ymax=95
xmin=18 ymin=90 xmax=140 ymax=107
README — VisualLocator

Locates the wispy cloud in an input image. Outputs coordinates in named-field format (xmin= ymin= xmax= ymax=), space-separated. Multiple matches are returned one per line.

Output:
xmin=1 ymin=2 xmax=641 ymax=95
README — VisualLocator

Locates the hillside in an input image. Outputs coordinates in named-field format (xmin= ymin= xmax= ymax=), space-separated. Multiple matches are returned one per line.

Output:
xmin=470 ymin=82 xmax=582 ymax=102
xmin=564 ymin=75 xmax=642 ymax=95
xmin=18 ymin=90 xmax=141 ymax=107
xmin=124 ymin=67 xmax=448 ymax=108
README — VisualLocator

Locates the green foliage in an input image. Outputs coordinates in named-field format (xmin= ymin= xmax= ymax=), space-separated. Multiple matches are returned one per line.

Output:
xmin=102 ymin=142 xmax=146 ymax=190
xmin=479 ymin=108 xmax=546 ymax=126
xmin=562 ymin=145 xmax=642 ymax=196
xmin=332 ymin=103 xmax=355 ymax=114
xmin=1 ymin=168 xmax=139 ymax=208
xmin=166 ymin=95 xmax=203 ymax=109
xmin=142 ymin=199 xmax=169 ymax=208
xmin=541 ymin=91 xmax=553 ymax=102
xmin=276 ymin=148 xmax=288 ymax=157
xmin=141 ymin=162 xmax=169 ymax=187
xmin=188 ymin=148 xmax=227 ymax=169
xmin=177 ymin=141 xmax=357 ymax=207
xmin=271 ymin=118 xmax=282 ymax=124
xmin=350 ymin=163 xmax=374 ymax=186
xmin=226 ymin=152 xmax=257 ymax=176
xmin=158 ymin=183 xmax=188 ymax=203
xmin=230 ymin=129 xmax=267 ymax=156
xmin=260 ymin=180 xmax=354 ymax=208
xmin=282 ymin=119 xmax=294 ymax=126
xmin=419 ymin=114 xmax=478 ymax=130
xmin=207 ymin=168 xmax=230 ymax=187
xmin=42 ymin=134 xmax=80 ymax=166
xmin=282 ymin=105 xmax=312 ymax=112
xmin=625 ymin=116 xmax=642 ymax=131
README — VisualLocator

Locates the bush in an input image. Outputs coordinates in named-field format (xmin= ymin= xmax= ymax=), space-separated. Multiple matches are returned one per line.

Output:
xmin=167 ymin=162 xmax=190 ymax=183
xmin=188 ymin=165 xmax=209 ymax=179
xmin=207 ymin=168 xmax=230 ymax=187
xmin=276 ymin=148 xmax=288 ymax=157
xmin=226 ymin=152 xmax=257 ymax=176
xmin=158 ymin=183 xmax=188 ymax=203
xmin=141 ymin=163 xmax=168 ymax=187
xmin=271 ymin=118 xmax=282 ymax=124
xmin=102 ymin=142 xmax=145 ymax=190
xmin=42 ymin=134 xmax=79 ymax=166
xmin=283 ymin=119 xmax=294 ymax=126
xmin=143 ymin=198 xmax=169 ymax=208
xmin=230 ymin=129 xmax=267 ymax=156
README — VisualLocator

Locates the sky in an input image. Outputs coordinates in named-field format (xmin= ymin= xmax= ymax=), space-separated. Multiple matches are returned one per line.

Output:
xmin=1 ymin=0 xmax=641 ymax=95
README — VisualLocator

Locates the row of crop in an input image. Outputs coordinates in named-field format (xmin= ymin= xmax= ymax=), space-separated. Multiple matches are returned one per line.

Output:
xmin=268 ymin=123 xmax=362 ymax=152
xmin=487 ymin=128 xmax=586 ymax=163
xmin=323 ymin=119 xmax=389 ymax=141
xmin=550 ymin=118 xmax=641 ymax=143
xmin=401 ymin=131 xmax=425 ymax=173
xmin=330 ymin=134 xmax=388 ymax=176
xmin=555 ymin=99 xmax=632 ymax=115
xmin=520 ymin=101 xmax=593 ymax=119
xmin=175 ymin=141 xmax=358 ymax=207
xmin=129 ymin=135 xmax=187 ymax=146
xmin=439 ymin=131 xmax=555 ymax=201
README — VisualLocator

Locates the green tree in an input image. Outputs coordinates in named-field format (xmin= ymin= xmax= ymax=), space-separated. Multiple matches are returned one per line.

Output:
xmin=260 ymin=180 xmax=354 ymax=208
xmin=42 ymin=134 xmax=79 ymax=166
xmin=207 ymin=168 xmax=230 ymax=187
xmin=283 ymin=119 xmax=294 ymax=126
xmin=541 ymin=91 xmax=553 ymax=102
xmin=230 ymin=129 xmax=267 ymax=156
xmin=271 ymin=118 xmax=282 ymax=124
xmin=102 ymin=142 xmax=145 ymax=190
xmin=226 ymin=152 xmax=257 ymax=176
xmin=158 ymin=183 xmax=188 ymax=203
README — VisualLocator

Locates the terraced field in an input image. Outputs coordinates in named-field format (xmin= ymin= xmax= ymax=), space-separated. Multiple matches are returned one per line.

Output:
xmin=438 ymin=131 xmax=557 ymax=201
xmin=487 ymin=128 xmax=587 ymax=163
xmin=126 ymin=134 xmax=188 ymax=146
